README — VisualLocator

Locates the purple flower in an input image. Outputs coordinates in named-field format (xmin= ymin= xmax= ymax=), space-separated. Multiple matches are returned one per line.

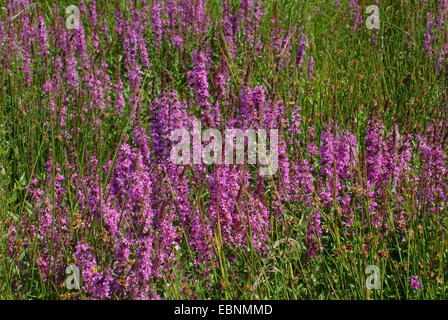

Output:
xmin=307 ymin=56 xmax=314 ymax=79
xmin=296 ymin=31 xmax=307 ymax=69
xmin=409 ymin=275 xmax=422 ymax=290
xmin=150 ymin=1 xmax=164 ymax=47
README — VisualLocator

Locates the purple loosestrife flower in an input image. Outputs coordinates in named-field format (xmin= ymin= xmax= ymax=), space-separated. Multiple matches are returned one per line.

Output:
xmin=9 ymin=159 xmax=69 ymax=286
xmin=117 ymin=10 xmax=146 ymax=90
xmin=319 ymin=125 xmax=346 ymax=202
xmin=166 ymin=0 xmax=179 ymax=31
xmin=135 ymin=2 xmax=151 ymax=69
xmin=238 ymin=85 xmax=267 ymax=129
xmin=37 ymin=15 xmax=49 ymax=56
xmin=173 ymin=35 xmax=183 ymax=48
xmin=307 ymin=126 xmax=319 ymax=158
xmin=288 ymin=105 xmax=302 ymax=139
xmin=364 ymin=120 xmax=414 ymax=228
xmin=74 ymin=24 xmax=91 ymax=70
xmin=177 ymin=0 xmax=192 ymax=30
xmin=409 ymin=275 xmax=422 ymax=290
xmin=334 ymin=0 xmax=341 ymax=13
xmin=75 ymin=241 xmax=113 ymax=299
xmin=192 ymin=0 xmax=210 ymax=35
xmin=114 ymin=77 xmax=125 ymax=114
xmin=73 ymin=127 xmax=178 ymax=299
xmin=79 ymin=0 xmax=87 ymax=16
xmin=290 ymin=158 xmax=314 ymax=207
xmin=425 ymin=13 xmax=434 ymax=57
xmin=149 ymin=90 xmax=193 ymax=159
xmin=65 ymin=48 xmax=79 ymax=90
xmin=307 ymin=56 xmax=314 ymax=79
xmin=239 ymin=0 xmax=265 ymax=50
xmin=88 ymin=0 xmax=100 ymax=50
xmin=214 ymin=56 xmax=230 ymax=105
xmin=115 ymin=4 xmax=125 ymax=36
xmin=88 ymin=0 xmax=97 ymax=26
xmin=437 ymin=44 xmax=447 ymax=75
xmin=437 ymin=0 xmax=448 ymax=26
xmin=99 ymin=60 xmax=112 ymax=107
xmin=84 ymin=72 xmax=106 ymax=118
xmin=385 ymin=125 xmax=412 ymax=189
xmin=208 ymin=165 xmax=270 ymax=257
xmin=0 ymin=19 xmax=4 ymax=49
xmin=147 ymin=90 xmax=198 ymax=266
xmin=348 ymin=0 xmax=363 ymax=31
xmin=270 ymin=16 xmax=281 ymax=56
xmin=288 ymin=122 xmax=315 ymax=208
xmin=150 ymin=1 xmax=165 ymax=48
xmin=365 ymin=120 xmax=386 ymax=195
xmin=188 ymin=51 xmax=217 ymax=125
xmin=306 ymin=209 xmax=323 ymax=258
xmin=50 ymin=57 xmax=63 ymax=106
xmin=296 ymin=31 xmax=307 ymax=70
xmin=416 ymin=124 xmax=448 ymax=215
xmin=21 ymin=49 xmax=32 ymax=86
xmin=74 ymin=243 xmax=99 ymax=297
xmin=271 ymin=22 xmax=296 ymax=69
xmin=364 ymin=120 xmax=388 ymax=226
xmin=263 ymin=100 xmax=291 ymax=214
xmin=319 ymin=124 xmax=358 ymax=230
xmin=222 ymin=0 xmax=236 ymax=58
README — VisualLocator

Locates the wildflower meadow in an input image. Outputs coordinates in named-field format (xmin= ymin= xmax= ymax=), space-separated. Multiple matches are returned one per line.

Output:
xmin=0 ymin=0 xmax=447 ymax=300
